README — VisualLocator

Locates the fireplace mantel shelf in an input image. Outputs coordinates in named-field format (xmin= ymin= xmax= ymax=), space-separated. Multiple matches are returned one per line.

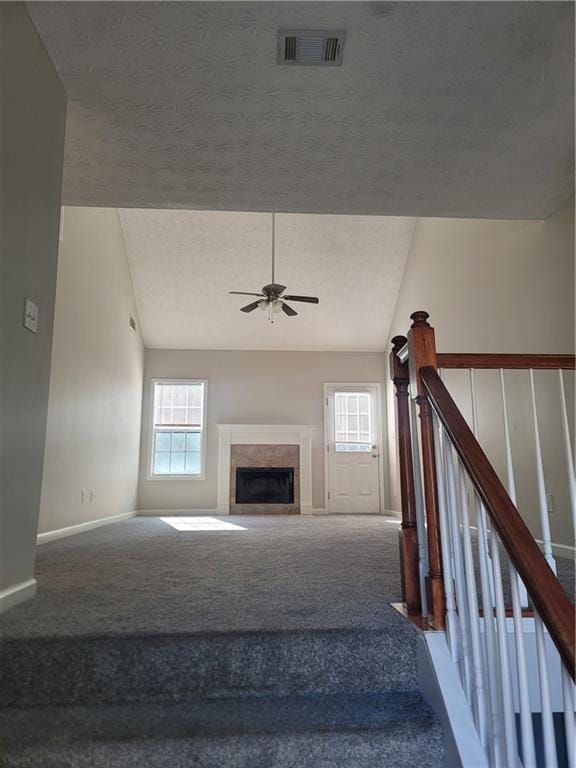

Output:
xmin=216 ymin=424 xmax=315 ymax=515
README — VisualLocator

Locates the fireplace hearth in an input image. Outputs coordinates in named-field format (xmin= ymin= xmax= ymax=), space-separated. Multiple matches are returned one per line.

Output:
xmin=236 ymin=467 xmax=294 ymax=505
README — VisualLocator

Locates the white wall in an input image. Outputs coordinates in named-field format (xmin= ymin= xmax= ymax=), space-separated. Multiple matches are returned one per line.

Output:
xmin=0 ymin=4 xmax=66 ymax=594
xmin=39 ymin=207 xmax=144 ymax=534
xmin=138 ymin=350 xmax=388 ymax=511
xmin=386 ymin=198 xmax=575 ymax=546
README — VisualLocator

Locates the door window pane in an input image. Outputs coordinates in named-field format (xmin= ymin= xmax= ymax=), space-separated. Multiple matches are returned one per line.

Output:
xmin=335 ymin=442 xmax=371 ymax=452
xmin=334 ymin=392 xmax=372 ymax=452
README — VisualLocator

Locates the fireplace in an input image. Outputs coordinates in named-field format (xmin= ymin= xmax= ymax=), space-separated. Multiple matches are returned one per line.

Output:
xmin=228 ymin=442 xmax=301 ymax=514
xmin=236 ymin=467 xmax=294 ymax=505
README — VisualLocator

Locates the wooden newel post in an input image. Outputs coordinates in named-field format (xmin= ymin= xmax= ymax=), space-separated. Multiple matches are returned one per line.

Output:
xmin=390 ymin=335 xmax=421 ymax=615
xmin=407 ymin=311 xmax=446 ymax=629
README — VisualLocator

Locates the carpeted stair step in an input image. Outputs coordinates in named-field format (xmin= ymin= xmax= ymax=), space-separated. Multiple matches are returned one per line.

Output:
xmin=0 ymin=691 xmax=444 ymax=768
xmin=0 ymin=627 xmax=419 ymax=708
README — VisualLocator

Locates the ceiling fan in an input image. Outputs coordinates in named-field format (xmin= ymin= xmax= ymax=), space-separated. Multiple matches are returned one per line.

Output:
xmin=229 ymin=214 xmax=319 ymax=321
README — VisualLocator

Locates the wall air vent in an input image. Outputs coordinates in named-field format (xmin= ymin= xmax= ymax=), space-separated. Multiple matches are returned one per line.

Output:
xmin=278 ymin=30 xmax=346 ymax=66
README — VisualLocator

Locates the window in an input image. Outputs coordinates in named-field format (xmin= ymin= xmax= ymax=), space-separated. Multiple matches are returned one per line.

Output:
xmin=150 ymin=380 xmax=206 ymax=477
xmin=334 ymin=392 xmax=371 ymax=452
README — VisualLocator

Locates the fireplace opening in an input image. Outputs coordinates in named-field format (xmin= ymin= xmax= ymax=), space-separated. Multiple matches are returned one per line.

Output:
xmin=235 ymin=467 xmax=294 ymax=504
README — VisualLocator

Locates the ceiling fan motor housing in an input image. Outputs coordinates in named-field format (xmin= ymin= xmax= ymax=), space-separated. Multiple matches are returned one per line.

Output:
xmin=262 ymin=283 xmax=287 ymax=297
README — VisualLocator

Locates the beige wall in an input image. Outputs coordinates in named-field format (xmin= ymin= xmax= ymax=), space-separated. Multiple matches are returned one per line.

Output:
xmin=0 ymin=5 xmax=66 ymax=592
xmin=138 ymin=350 xmax=388 ymax=511
xmin=39 ymin=208 xmax=144 ymax=533
xmin=386 ymin=198 xmax=575 ymax=546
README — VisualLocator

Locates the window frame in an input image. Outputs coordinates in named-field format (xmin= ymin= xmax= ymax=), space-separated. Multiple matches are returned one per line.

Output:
xmin=147 ymin=378 xmax=208 ymax=481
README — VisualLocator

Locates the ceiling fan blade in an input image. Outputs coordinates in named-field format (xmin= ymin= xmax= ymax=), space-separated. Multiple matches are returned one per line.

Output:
xmin=240 ymin=300 xmax=264 ymax=313
xmin=229 ymin=291 xmax=263 ymax=297
xmin=281 ymin=302 xmax=298 ymax=317
xmin=281 ymin=295 xmax=319 ymax=304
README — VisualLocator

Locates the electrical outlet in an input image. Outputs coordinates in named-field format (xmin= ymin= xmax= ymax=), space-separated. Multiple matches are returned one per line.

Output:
xmin=23 ymin=298 xmax=39 ymax=333
xmin=546 ymin=492 xmax=555 ymax=514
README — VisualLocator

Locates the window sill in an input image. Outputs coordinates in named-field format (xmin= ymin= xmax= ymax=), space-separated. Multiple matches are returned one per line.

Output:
xmin=146 ymin=473 xmax=205 ymax=482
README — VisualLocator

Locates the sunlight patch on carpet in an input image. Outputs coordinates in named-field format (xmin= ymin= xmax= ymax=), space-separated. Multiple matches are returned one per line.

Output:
xmin=160 ymin=517 xmax=247 ymax=532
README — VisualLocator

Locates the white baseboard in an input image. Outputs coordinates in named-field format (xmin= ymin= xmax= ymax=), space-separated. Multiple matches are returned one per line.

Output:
xmin=398 ymin=518 xmax=572 ymax=557
xmin=137 ymin=508 xmax=223 ymax=516
xmin=0 ymin=578 xmax=37 ymax=614
xmin=37 ymin=511 xmax=136 ymax=545
xmin=550 ymin=541 xmax=575 ymax=557
xmin=471 ymin=525 xmax=575 ymax=559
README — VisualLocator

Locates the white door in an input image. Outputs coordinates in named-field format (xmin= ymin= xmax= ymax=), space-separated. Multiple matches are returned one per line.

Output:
xmin=325 ymin=385 xmax=382 ymax=514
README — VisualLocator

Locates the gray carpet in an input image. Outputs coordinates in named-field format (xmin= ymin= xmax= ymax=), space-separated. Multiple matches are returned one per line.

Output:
xmin=0 ymin=693 xmax=443 ymax=768
xmin=0 ymin=515 xmax=572 ymax=767
xmin=0 ymin=516 xmax=408 ymax=638
xmin=0 ymin=515 xmax=445 ymax=767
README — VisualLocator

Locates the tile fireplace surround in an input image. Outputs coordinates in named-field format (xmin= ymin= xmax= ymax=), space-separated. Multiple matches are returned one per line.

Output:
xmin=217 ymin=425 xmax=314 ymax=515
xmin=230 ymin=445 xmax=299 ymax=514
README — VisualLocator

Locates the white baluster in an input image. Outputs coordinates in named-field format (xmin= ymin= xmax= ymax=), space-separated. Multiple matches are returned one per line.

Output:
xmin=509 ymin=563 xmax=537 ymax=768
xmin=499 ymin=369 xmax=528 ymax=607
xmin=410 ymin=393 xmax=428 ymax=618
xmin=432 ymin=411 xmax=459 ymax=663
xmin=470 ymin=369 xmax=503 ymax=765
xmin=443 ymin=432 xmax=473 ymax=703
xmin=561 ymin=665 xmax=575 ymax=768
xmin=458 ymin=459 xmax=489 ymax=748
xmin=500 ymin=368 xmax=540 ymax=766
xmin=529 ymin=369 xmax=556 ymax=573
xmin=558 ymin=369 xmax=576 ymax=536
xmin=476 ymin=496 xmax=505 ymax=766
xmin=534 ymin=613 xmax=559 ymax=768
xmin=470 ymin=369 xmax=496 ymax=605
xmin=488 ymin=528 xmax=519 ymax=766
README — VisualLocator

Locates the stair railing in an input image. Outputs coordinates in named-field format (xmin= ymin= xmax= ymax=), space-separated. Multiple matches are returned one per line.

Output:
xmin=390 ymin=310 xmax=575 ymax=768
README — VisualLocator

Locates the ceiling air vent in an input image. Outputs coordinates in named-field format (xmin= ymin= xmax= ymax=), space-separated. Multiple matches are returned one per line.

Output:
xmin=278 ymin=30 xmax=346 ymax=66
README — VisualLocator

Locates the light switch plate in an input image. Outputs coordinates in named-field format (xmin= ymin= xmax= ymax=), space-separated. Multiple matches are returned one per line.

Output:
xmin=23 ymin=298 xmax=39 ymax=333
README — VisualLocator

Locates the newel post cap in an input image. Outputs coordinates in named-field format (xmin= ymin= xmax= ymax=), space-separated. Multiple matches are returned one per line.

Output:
xmin=391 ymin=335 xmax=407 ymax=353
xmin=410 ymin=311 xmax=431 ymax=328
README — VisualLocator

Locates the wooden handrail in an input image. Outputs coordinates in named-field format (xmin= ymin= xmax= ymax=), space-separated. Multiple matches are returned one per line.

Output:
xmin=421 ymin=365 xmax=575 ymax=678
xmin=437 ymin=353 xmax=575 ymax=370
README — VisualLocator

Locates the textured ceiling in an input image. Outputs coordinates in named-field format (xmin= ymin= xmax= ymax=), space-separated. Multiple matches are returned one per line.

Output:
xmin=29 ymin=2 xmax=573 ymax=219
xmin=119 ymin=210 xmax=416 ymax=350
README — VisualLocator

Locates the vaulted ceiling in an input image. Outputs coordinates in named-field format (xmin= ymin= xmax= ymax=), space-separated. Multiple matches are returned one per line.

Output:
xmin=119 ymin=210 xmax=416 ymax=350
xmin=30 ymin=1 xmax=574 ymax=219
